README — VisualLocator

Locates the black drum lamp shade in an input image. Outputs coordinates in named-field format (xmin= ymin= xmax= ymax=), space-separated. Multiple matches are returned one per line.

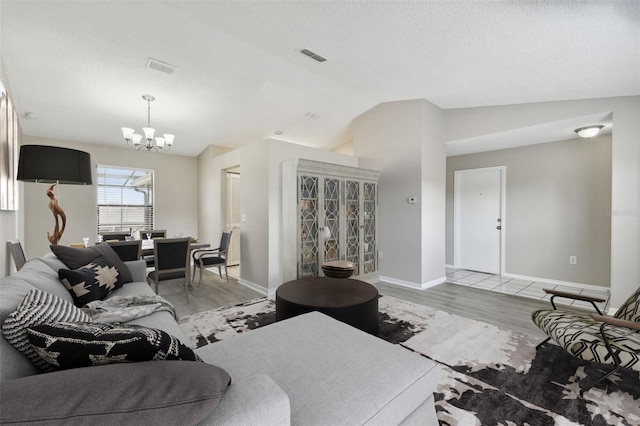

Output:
xmin=17 ymin=145 xmax=92 ymax=244
xmin=17 ymin=145 xmax=92 ymax=185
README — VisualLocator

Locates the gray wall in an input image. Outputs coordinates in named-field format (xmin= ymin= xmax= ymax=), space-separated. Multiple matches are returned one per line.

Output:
xmin=21 ymin=135 xmax=199 ymax=258
xmin=446 ymin=136 xmax=612 ymax=287
xmin=353 ymin=99 xmax=446 ymax=287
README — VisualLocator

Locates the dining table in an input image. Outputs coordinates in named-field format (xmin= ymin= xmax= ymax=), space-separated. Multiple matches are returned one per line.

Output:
xmin=140 ymin=239 xmax=210 ymax=256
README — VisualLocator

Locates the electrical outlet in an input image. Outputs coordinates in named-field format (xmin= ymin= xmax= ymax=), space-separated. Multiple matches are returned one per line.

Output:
xmin=378 ymin=251 xmax=383 ymax=259
xmin=569 ymin=256 xmax=577 ymax=265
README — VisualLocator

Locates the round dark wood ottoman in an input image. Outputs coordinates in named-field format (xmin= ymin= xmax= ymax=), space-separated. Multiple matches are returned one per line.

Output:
xmin=275 ymin=277 xmax=379 ymax=335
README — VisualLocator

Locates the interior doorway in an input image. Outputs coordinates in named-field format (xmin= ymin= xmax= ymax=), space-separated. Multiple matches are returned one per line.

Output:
xmin=453 ymin=166 xmax=506 ymax=274
xmin=225 ymin=169 xmax=241 ymax=268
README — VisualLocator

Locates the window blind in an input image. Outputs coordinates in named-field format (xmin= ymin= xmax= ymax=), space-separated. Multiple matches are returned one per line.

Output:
xmin=96 ymin=165 xmax=154 ymax=235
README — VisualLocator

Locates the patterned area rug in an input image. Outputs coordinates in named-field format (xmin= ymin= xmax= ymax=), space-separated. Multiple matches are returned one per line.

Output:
xmin=179 ymin=295 xmax=640 ymax=425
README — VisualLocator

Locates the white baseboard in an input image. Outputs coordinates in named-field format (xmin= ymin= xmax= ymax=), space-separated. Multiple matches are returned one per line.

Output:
xmin=380 ymin=275 xmax=446 ymax=290
xmin=445 ymin=264 xmax=454 ymax=269
xmin=500 ymin=272 xmax=610 ymax=294
xmin=236 ymin=278 xmax=274 ymax=297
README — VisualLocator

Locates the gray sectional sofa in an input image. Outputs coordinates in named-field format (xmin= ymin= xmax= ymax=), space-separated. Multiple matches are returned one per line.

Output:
xmin=0 ymin=252 xmax=440 ymax=425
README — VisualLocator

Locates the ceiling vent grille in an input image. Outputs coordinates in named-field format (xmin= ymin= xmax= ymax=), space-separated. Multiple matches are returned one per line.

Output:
xmin=146 ymin=58 xmax=177 ymax=75
xmin=298 ymin=48 xmax=327 ymax=63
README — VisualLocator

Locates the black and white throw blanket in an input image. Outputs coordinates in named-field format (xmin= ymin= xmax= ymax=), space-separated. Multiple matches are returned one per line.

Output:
xmin=82 ymin=295 xmax=177 ymax=323
xmin=179 ymin=295 xmax=640 ymax=425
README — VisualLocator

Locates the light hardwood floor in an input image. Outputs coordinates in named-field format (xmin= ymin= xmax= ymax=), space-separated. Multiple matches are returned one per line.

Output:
xmin=158 ymin=268 xmax=262 ymax=318
xmin=162 ymin=269 xmax=552 ymax=339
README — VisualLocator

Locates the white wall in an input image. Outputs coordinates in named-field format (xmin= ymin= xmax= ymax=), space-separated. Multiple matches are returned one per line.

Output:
xmin=21 ymin=136 xmax=199 ymax=258
xmin=445 ymin=96 xmax=639 ymax=309
xmin=352 ymin=99 xmax=446 ymax=287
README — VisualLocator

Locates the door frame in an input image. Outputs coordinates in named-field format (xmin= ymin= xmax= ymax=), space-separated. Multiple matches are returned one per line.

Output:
xmin=453 ymin=166 xmax=506 ymax=275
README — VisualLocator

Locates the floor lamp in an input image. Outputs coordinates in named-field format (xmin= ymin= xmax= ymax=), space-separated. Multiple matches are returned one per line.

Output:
xmin=17 ymin=145 xmax=92 ymax=245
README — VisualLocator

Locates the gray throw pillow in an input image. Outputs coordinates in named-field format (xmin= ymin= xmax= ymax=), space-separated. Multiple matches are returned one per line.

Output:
xmin=50 ymin=243 xmax=133 ymax=283
xmin=0 ymin=361 xmax=231 ymax=425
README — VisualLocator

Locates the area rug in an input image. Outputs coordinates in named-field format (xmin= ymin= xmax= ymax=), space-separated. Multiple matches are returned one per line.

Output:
xmin=179 ymin=296 xmax=640 ymax=425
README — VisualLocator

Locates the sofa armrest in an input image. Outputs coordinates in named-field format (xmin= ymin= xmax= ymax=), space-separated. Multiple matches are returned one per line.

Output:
xmin=124 ymin=260 xmax=147 ymax=282
xmin=198 ymin=375 xmax=290 ymax=426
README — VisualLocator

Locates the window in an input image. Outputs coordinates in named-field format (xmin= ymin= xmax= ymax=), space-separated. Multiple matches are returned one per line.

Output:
xmin=96 ymin=165 xmax=154 ymax=234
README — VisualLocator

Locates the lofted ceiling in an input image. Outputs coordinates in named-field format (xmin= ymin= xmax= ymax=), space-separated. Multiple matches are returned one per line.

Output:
xmin=1 ymin=1 xmax=638 ymax=157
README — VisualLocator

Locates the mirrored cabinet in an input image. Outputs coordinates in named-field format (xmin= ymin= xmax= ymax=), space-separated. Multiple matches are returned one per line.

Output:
xmin=283 ymin=159 xmax=379 ymax=282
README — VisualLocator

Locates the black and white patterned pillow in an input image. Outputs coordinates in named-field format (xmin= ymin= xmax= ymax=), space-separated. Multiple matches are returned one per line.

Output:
xmin=59 ymin=256 xmax=125 ymax=307
xmin=26 ymin=322 xmax=202 ymax=371
xmin=1 ymin=289 xmax=92 ymax=372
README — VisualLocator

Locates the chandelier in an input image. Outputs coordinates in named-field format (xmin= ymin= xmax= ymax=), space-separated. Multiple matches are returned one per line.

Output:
xmin=121 ymin=94 xmax=174 ymax=152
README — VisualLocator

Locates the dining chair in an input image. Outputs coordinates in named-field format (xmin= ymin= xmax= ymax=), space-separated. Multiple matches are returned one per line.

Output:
xmin=7 ymin=239 xmax=27 ymax=271
xmin=141 ymin=229 xmax=167 ymax=267
xmin=192 ymin=231 xmax=232 ymax=286
xmin=146 ymin=237 xmax=192 ymax=302
xmin=107 ymin=240 xmax=142 ymax=262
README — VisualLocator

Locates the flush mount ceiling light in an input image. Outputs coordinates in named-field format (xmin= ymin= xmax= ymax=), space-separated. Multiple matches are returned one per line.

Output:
xmin=121 ymin=95 xmax=174 ymax=152
xmin=575 ymin=125 xmax=604 ymax=138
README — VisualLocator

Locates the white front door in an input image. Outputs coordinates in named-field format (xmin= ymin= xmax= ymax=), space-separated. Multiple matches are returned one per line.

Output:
xmin=454 ymin=167 xmax=505 ymax=274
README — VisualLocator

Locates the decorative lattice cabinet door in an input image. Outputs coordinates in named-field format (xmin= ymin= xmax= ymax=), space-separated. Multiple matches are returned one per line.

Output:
xmin=282 ymin=159 xmax=379 ymax=282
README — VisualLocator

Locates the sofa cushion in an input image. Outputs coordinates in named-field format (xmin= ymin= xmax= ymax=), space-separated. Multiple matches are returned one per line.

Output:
xmin=58 ymin=255 xmax=126 ymax=306
xmin=195 ymin=311 xmax=440 ymax=425
xmin=9 ymin=258 xmax=74 ymax=303
xmin=51 ymin=243 xmax=133 ymax=283
xmin=27 ymin=321 xmax=201 ymax=371
xmin=1 ymin=288 xmax=92 ymax=373
xmin=0 ymin=361 xmax=231 ymax=426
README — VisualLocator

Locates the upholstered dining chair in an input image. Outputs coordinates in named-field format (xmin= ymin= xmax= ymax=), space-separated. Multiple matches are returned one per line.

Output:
xmin=146 ymin=237 xmax=192 ymax=302
xmin=6 ymin=240 xmax=27 ymax=271
xmin=141 ymin=229 xmax=167 ymax=268
xmin=107 ymin=240 xmax=142 ymax=262
xmin=192 ymin=231 xmax=232 ymax=286
xmin=532 ymin=287 xmax=640 ymax=395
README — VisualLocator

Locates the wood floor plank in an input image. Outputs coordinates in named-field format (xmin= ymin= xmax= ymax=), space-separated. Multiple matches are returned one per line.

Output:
xmin=375 ymin=282 xmax=550 ymax=338
xmin=160 ymin=268 xmax=262 ymax=318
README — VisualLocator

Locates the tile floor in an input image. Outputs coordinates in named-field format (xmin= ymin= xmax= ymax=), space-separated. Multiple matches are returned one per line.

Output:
xmin=446 ymin=268 xmax=610 ymax=312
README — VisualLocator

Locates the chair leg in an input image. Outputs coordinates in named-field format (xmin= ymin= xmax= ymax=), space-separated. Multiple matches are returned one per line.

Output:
xmin=224 ymin=265 xmax=229 ymax=282
xmin=191 ymin=265 xmax=197 ymax=284
xmin=580 ymin=365 xmax=620 ymax=396
xmin=580 ymin=322 xmax=623 ymax=397
xmin=198 ymin=267 xmax=204 ymax=287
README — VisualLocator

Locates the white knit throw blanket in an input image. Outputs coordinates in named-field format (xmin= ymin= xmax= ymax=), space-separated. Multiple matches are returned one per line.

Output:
xmin=82 ymin=295 xmax=177 ymax=323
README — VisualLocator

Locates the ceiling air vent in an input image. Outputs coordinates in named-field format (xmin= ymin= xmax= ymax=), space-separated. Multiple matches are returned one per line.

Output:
xmin=298 ymin=48 xmax=327 ymax=63
xmin=146 ymin=58 xmax=177 ymax=75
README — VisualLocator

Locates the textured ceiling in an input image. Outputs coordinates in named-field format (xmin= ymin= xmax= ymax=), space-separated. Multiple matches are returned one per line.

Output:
xmin=1 ymin=1 xmax=638 ymax=157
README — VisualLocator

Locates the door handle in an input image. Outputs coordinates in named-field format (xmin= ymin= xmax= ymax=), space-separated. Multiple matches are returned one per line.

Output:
xmin=496 ymin=226 xmax=502 ymax=230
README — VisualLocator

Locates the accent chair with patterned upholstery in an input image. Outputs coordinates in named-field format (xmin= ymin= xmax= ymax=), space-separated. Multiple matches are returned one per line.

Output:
xmin=532 ymin=287 xmax=640 ymax=395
